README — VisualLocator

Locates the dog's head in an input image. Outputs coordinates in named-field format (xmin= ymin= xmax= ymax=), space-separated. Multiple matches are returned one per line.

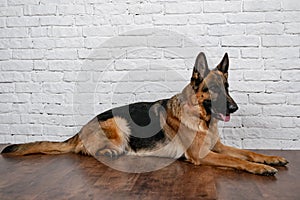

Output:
xmin=183 ymin=52 xmax=238 ymax=122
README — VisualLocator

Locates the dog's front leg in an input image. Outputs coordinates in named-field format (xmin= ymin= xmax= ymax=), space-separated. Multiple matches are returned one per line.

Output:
xmin=212 ymin=140 xmax=288 ymax=166
xmin=200 ymin=151 xmax=278 ymax=175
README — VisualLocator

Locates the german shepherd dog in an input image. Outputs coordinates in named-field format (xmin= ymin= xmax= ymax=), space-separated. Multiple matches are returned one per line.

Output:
xmin=1 ymin=52 xmax=288 ymax=175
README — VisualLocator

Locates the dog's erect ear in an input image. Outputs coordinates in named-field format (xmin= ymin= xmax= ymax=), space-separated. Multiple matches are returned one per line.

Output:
xmin=217 ymin=53 xmax=229 ymax=74
xmin=194 ymin=52 xmax=209 ymax=78
xmin=191 ymin=52 xmax=209 ymax=89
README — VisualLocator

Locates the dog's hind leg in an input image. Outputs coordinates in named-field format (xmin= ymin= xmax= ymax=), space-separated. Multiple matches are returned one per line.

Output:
xmin=79 ymin=117 xmax=130 ymax=159
xmin=212 ymin=140 xmax=288 ymax=166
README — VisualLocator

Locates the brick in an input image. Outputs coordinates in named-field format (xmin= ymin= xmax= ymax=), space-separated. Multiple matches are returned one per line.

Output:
xmin=0 ymin=50 xmax=11 ymax=60
xmin=33 ymin=60 xmax=48 ymax=70
xmin=128 ymin=3 xmax=163 ymax=15
xmin=32 ymin=72 xmax=63 ymax=82
xmin=230 ymin=59 xmax=263 ymax=70
xmin=242 ymin=117 xmax=281 ymax=128
xmin=128 ymin=71 xmax=165 ymax=81
xmin=64 ymin=71 xmax=91 ymax=82
xmin=0 ymin=28 xmax=28 ymax=38
xmin=40 ymin=16 xmax=74 ymax=26
xmin=148 ymin=36 xmax=182 ymax=47
xmin=0 ymin=114 xmax=21 ymax=124
xmin=54 ymin=38 xmax=84 ymax=48
xmin=264 ymin=59 xmax=300 ymax=70
xmin=43 ymin=125 xmax=76 ymax=136
xmin=11 ymin=124 xmax=43 ymax=135
xmin=78 ymin=49 xmax=111 ymax=59
xmin=153 ymin=15 xmax=188 ymax=25
xmin=227 ymin=71 xmax=243 ymax=81
xmin=241 ymin=48 xmax=260 ymax=59
xmin=94 ymin=3 xmax=127 ymax=15
xmin=204 ymin=1 xmax=241 ymax=13
xmin=226 ymin=13 xmax=264 ymax=24
xmin=282 ymin=70 xmax=300 ymax=81
xmin=0 ymin=60 xmax=33 ymax=71
xmin=45 ymin=49 xmax=77 ymax=60
xmin=110 ymin=15 xmax=133 ymax=25
xmin=84 ymin=37 xmax=108 ymax=48
xmin=101 ymin=36 xmax=147 ymax=48
xmin=49 ymin=60 xmax=82 ymax=71
xmin=208 ymin=24 xmax=245 ymax=36
xmin=0 ymin=72 xmax=31 ymax=82
xmin=280 ymin=117 xmax=296 ymax=128
xmin=127 ymin=48 xmax=162 ymax=59
xmin=244 ymin=70 xmax=281 ymax=81
xmin=43 ymin=83 xmax=74 ymax=93
xmin=75 ymin=15 xmax=94 ymax=26
xmin=263 ymin=105 xmax=300 ymax=117
xmin=134 ymin=15 xmax=152 ymax=25
xmin=15 ymin=83 xmax=42 ymax=93
xmin=7 ymin=17 xmax=39 ymax=27
xmin=40 ymin=0 xmax=74 ymax=4
xmin=235 ymin=105 xmax=262 ymax=116
xmin=221 ymin=36 xmax=259 ymax=47
xmin=262 ymin=47 xmax=299 ymax=59
xmin=287 ymin=94 xmax=300 ymax=105
xmin=13 ymin=49 xmax=45 ymax=60
xmin=189 ymin=14 xmax=225 ymax=25
xmin=246 ymin=23 xmax=284 ymax=35
xmin=249 ymin=94 xmax=286 ymax=105
xmin=31 ymin=93 xmax=64 ymax=103
xmin=243 ymin=0 xmax=281 ymax=12
xmin=230 ymin=81 xmax=265 ymax=93
xmin=282 ymin=0 xmax=300 ymax=11
xmin=58 ymin=5 xmax=86 ymax=15
xmin=0 ymin=83 xmax=14 ymax=93
xmin=169 ymin=26 xmax=206 ymax=37
xmin=24 ymin=5 xmax=57 ymax=16
xmin=0 ymin=6 xmax=23 ymax=17
xmin=165 ymin=3 xmax=202 ymax=14
xmin=0 ymin=125 xmax=10 ymax=134
xmin=266 ymin=82 xmax=300 ymax=93
xmin=0 ymin=38 xmax=31 ymax=49
xmin=8 ymin=0 xmax=39 ymax=5
xmin=32 ymin=38 xmax=55 ymax=49
xmin=93 ymin=71 xmax=129 ymax=83
xmin=243 ymin=138 xmax=299 ymax=149
xmin=184 ymin=36 xmax=219 ymax=47
xmin=83 ymin=26 xmax=116 ymax=37
xmin=285 ymin=23 xmax=300 ymax=34
xmin=50 ymin=27 xmax=81 ymax=37
xmin=0 ymin=18 xmax=5 ymax=27
xmin=31 ymin=27 xmax=49 ymax=37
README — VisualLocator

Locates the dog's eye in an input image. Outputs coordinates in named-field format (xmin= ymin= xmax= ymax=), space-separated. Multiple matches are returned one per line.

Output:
xmin=202 ymin=87 xmax=208 ymax=92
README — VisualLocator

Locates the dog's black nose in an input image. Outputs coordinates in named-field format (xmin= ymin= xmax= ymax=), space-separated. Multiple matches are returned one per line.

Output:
xmin=228 ymin=104 xmax=238 ymax=113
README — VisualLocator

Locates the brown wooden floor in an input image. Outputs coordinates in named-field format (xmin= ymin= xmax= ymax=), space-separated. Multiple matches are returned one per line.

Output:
xmin=0 ymin=145 xmax=299 ymax=200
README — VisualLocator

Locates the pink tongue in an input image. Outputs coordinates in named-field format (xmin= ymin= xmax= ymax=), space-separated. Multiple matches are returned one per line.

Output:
xmin=220 ymin=114 xmax=230 ymax=122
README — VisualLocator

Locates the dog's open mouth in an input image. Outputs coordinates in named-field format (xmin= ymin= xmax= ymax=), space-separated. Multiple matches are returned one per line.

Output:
xmin=218 ymin=113 xmax=230 ymax=122
xmin=212 ymin=111 xmax=231 ymax=122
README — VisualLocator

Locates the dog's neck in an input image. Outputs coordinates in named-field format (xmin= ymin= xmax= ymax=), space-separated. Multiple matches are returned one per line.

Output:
xmin=166 ymin=94 xmax=212 ymax=131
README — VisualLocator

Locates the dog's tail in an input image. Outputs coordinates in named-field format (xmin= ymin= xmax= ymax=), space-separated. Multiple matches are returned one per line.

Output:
xmin=1 ymin=134 xmax=83 ymax=156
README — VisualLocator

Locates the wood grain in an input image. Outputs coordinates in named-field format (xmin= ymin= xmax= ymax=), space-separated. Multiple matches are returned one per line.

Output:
xmin=0 ymin=145 xmax=299 ymax=200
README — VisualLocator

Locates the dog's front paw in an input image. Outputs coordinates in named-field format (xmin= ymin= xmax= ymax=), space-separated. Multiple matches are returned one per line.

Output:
xmin=247 ymin=163 xmax=278 ymax=176
xmin=263 ymin=156 xmax=289 ymax=166
xmin=95 ymin=149 xmax=123 ymax=159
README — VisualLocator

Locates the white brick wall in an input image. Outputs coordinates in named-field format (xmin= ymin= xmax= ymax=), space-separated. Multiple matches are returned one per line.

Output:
xmin=0 ymin=0 xmax=299 ymax=149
